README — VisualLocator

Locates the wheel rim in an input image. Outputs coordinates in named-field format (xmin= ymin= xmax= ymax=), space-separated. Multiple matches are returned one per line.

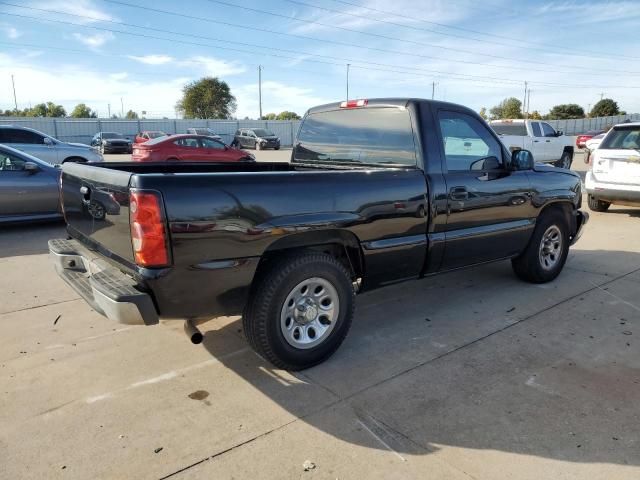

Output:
xmin=562 ymin=155 xmax=571 ymax=169
xmin=280 ymin=277 xmax=339 ymax=350
xmin=538 ymin=225 xmax=563 ymax=271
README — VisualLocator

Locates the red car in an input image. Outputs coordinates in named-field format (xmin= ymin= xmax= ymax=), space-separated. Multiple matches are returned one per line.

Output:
xmin=134 ymin=130 xmax=168 ymax=144
xmin=132 ymin=134 xmax=255 ymax=162
xmin=576 ymin=130 xmax=605 ymax=149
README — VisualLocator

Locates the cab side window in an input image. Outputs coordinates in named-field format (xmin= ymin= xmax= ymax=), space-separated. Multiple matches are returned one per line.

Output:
xmin=438 ymin=111 xmax=503 ymax=171
xmin=541 ymin=123 xmax=557 ymax=137
xmin=531 ymin=122 xmax=542 ymax=137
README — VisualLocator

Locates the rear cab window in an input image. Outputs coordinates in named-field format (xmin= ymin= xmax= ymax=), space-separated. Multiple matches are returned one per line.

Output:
xmin=490 ymin=123 xmax=528 ymax=136
xmin=294 ymin=107 xmax=417 ymax=167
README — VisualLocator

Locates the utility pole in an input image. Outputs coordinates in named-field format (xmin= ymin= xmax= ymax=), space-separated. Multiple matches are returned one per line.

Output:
xmin=11 ymin=74 xmax=17 ymax=111
xmin=258 ymin=65 xmax=263 ymax=120
xmin=431 ymin=81 xmax=436 ymax=100
xmin=108 ymin=103 xmax=111 ymax=118
xmin=599 ymin=92 xmax=605 ymax=101
xmin=346 ymin=63 xmax=350 ymax=101
xmin=120 ymin=97 xmax=124 ymax=117
xmin=522 ymin=81 xmax=528 ymax=117
xmin=526 ymin=89 xmax=531 ymax=118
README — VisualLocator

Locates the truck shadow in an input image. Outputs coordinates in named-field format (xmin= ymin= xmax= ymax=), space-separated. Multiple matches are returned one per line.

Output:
xmin=201 ymin=248 xmax=640 ymax=467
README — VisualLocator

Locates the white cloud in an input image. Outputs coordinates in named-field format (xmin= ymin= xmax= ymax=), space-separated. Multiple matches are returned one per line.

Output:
xmin=179 ymin=56 xmax=246 ymax=76
xmin=536 ymin=1 xmax=640 ymax=24
xmin=31 ymin=0 xmax=116 ymax=24
xmin=72 ymin=32 xmax=114 ymax=48
xmin=233 ymin=80 xmax=331 ymax=119
xmin=3 ymin=26 xmax=21 ymax=39
xmin=128 ymin=54 xmax=174 ymax=65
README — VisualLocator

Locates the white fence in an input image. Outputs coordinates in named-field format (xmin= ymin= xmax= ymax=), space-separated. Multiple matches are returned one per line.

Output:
xmin=0 ymin=118 xmax=303 ymax=146
xmin=1 ymin=113 xmax=638 ymax=146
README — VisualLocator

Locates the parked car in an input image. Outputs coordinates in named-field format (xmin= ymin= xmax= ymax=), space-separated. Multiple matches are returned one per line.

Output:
xmin=90 ymin=132 xmax=133 ymax=154
xmin=134 ymin=131 xmax=167 ymax=144
xmin=0 ymin=125 xmax=103 ymax=164
xmin=185 ymin=128 xmax=222 ymax=141
xmin=0 ymin=144 xmax=62 ymax=223
xmin=131 ymin=134 xmax=254 ymax=162
xmin=583 ymin=133 xmax=606 ymax=164
xmin=232 ymin=128 xmax=280 ymax=150
xmin=490 ymin=119 xmax=574 ymax=169
xmin=50 ymin=98 xmax=587 ymax=370
xmin=576 ymin=130 xmax=605 ymax=149
xmin=585 ymin=122 xmax=640 ymax=212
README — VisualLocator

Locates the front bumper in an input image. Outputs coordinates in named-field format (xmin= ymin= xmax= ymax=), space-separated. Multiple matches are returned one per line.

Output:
xmin=103 ymin=145 xmax=132 ymax=153
xmin=49 ymin=238 xmax=158 ymax=325
xmin=570 ymin=210 xmax=589 ymax=246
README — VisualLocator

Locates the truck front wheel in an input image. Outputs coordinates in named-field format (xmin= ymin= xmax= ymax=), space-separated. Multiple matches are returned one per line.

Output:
xmin=243 ymin=252 xmax=355 ymax=370
xmin=555 ymin=151 xmax=573 ymax=169
xmin=511 ymin=210 xmax=569 ymax=283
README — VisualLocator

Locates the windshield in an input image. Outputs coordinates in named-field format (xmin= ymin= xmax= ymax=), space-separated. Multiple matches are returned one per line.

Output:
xmin=490 ymin=123 xmax=527 ymax=136
xmin=102 ymin=132 xmax=124 ymax=139
xmin=294 ymin=107 xmax=417 ymax=167
xmin=600 ymin=127 xmax=640 ymax=150
xmin=252 ymin=129 xmax=274 ymax=137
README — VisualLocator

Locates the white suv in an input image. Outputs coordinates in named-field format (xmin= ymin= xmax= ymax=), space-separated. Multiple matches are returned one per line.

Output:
xmin=585 ymin=123 xmax=640 ymax=211
xmin=0 ymin=125 xmax=103 ymax=165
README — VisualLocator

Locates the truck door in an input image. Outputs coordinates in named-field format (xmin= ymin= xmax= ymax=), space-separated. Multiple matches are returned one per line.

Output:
xmin=437 ymin=109 xmax=535 ymax=269
xmin=541 ymin=122 xmax=560 ymax=161
xmin=530 ymin=122 xmax=547 ymax=162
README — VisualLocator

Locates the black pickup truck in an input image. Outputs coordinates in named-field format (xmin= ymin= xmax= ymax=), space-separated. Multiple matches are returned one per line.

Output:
xmin=50 ymin=98 xmax=588 ymax=370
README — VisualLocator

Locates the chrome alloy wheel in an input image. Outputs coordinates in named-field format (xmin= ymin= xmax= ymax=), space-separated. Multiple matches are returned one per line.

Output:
xmin=280 ymin=277 xmax=339 ymax=349
xmin=539 ymin=225 xmax=563 ymax=271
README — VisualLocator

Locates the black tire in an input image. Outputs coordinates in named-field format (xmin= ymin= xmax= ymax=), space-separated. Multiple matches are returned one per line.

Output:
xmin=555 ymin=151 xmax=573 ymax=169
xmin=243 ymin=252 xmax=355 ymax=370
xmin=275 ymin=146 xmax=280 ymax=150
xmin=511 ymin=210 xmax=569 ymax=283
xmin=588 ymin=195 xmax=611 ymax=212
xmin=62 ymin=156 xmax=86 ymax=163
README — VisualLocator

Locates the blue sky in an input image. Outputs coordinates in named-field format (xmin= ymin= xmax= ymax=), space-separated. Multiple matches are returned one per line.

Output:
xmin=1 ymin=0 xmax=639 ymax=118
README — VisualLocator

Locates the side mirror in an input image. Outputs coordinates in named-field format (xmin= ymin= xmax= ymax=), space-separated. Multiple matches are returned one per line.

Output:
xmin=511 ymin=149 xmax=534 ymax=171
xmin=24 ymin=161 xmax=40 ymax=173
xmin=556 ymin=130 xmax=564 ymax=136
xmin=43 ymin=137 xmax=53 ymax=146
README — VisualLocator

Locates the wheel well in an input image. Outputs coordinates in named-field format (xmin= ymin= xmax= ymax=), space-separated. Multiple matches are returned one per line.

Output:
xmin=563 ymin=146 xmax=574 ymax=155
xmin=538 ymin=201 xmax=574 ymax=233
xmin=62 ymin=156 xmax=87 ymax=163
xmin=255 ymin=231 xmax=365 ymax=282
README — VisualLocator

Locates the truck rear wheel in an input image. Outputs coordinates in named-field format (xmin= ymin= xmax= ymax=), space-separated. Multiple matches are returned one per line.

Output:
xmin=555 ymin=151 xmax=573 ymax=169
xmin=511 ymin=210 xmax=569 ymax=283
xmin=243 ymin=252 xmax=355 ymax=370
xmin=587 ymin=195 xmax=610 ymax=212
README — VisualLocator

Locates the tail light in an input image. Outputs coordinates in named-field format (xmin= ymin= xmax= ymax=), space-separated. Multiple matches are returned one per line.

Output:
xmin=129 ymin=190 xmax=169 ymax=267
xmin=340 ymin=99 xmax=368 ymax=108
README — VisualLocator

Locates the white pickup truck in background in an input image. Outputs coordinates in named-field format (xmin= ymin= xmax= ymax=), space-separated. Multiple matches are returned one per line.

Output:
xmin=490 ymin=119 xmax=575 ymax=169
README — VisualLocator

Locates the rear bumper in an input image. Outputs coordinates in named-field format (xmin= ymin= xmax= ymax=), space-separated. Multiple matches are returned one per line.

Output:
xmin=49 ymin=238 xmax=158 ymax=325
xmin=585 ymin=171 xmax=640 ymax=203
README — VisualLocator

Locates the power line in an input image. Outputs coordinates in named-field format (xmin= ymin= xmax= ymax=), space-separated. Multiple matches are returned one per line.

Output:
xmin=281 ymin=0 xmax=632 ymax=63
xmin=3 ymin=13 xmax=640 ymax=91
xmin=326 ymin=0 xmax=640 ymax=61
xmin=201 ymin=0 xmax=638 ymax=72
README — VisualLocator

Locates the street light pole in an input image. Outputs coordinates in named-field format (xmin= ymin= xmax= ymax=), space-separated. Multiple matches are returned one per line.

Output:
xmin=258 ymin=65 xmax=263 ymax=120
xmin=11 ymin=74 xmax=18 ymax=112
xmin=346 ymin=63 xmax=350 ymax=101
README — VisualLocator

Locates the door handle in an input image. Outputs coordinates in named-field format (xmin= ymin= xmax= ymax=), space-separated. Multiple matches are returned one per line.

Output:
xmin=545 ymin=140 xmax=551 ymax=143
xmin=533 ymin=140 xmax=540 ymax=143
xmin=449 ymin=186 xmax=468 ymax=200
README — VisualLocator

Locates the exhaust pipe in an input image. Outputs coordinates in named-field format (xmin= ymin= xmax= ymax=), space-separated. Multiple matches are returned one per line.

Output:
xmin=184 ymin=319 xmax=203 ymax=344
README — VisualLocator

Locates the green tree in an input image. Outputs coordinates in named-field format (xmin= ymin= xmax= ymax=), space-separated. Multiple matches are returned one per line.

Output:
xmin=528 ymin=110 xmax=543 ymax=120
xmin=478 ymin=107 xmax=487 ymax=120
xmin=547 ymin=104 xmax=584 ymax=120
xmin=590 ymin=98 xmax=620 ymax=117
xmin=125 ymin=110 xmax=139 ymax=119
xmin=275 ymin=111 xmax=301 ymax=120
xmin=28 ymin=102 xmax=66 ymax=117
xmin=70 ymin=103 xmax=97 ymax=118
xmin=489 ymin=97 xmax=522 ymax=120
xmin=262 ymin=113 xmax=277 ymax=120
xmin=176 ymin=77 xmax=236 ymax=119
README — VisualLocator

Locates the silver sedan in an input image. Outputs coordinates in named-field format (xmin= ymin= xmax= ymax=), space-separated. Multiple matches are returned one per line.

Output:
xmin=0 ymin=144 xmax=62 ymax=223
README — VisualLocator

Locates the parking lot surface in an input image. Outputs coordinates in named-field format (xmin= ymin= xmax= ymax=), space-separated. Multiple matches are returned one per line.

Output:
xmin=2 ymin=154 xmax=639 ymax=479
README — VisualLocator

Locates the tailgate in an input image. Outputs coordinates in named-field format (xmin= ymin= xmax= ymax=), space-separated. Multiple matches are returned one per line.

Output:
xmin=61 ymin=162 xmax=136 ymax=263
xmin=593 ymin=151 xmax=640 ymax=185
